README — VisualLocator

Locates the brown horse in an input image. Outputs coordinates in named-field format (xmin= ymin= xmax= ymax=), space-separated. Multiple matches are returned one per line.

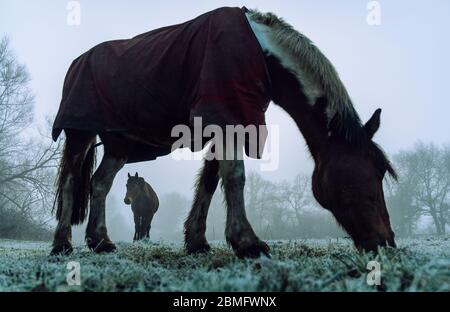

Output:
xmin=124 ymin=172 xmax=159 ymax=241
xmin=50 ymin=7 xmax=396 ymax=257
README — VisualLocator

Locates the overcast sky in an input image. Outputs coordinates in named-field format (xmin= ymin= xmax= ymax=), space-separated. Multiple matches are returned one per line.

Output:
xmin=1 ymin=0 xmax=450 ymax=202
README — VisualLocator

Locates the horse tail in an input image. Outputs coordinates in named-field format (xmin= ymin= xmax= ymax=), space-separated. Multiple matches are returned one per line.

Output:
xmin=74 ymin=137 xmax=96 ymax=224
xmin=53 ymin=135 xmax=97 ymax=225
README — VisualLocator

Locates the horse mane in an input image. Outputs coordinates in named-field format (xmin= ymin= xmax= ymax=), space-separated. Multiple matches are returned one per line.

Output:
xmin=247 ymin=9 xmax=366 ymax=146
xmin=373 ymin=143 xmax=398 ymax=180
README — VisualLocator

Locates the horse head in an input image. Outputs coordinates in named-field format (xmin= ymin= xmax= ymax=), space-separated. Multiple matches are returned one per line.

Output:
xmin=124 ymin=172 xmax=145 ymax=205
xmin=312 ymin=109 xmax=397 ymax=251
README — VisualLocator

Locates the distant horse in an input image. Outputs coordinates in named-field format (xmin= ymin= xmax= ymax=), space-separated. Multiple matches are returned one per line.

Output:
xmin=124 ymin=172 xmax=159 ymax=241
xmin=50 ymin=7 xmax=397 ymax=257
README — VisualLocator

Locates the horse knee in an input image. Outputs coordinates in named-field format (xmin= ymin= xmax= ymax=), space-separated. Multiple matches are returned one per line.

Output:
xmin=202 ymin=160 xmax=219 ymax=193
xmin=220 ymin=162 xmax=245 ymax=189
xmin=91 ymin=178 xmax=108 ymax=198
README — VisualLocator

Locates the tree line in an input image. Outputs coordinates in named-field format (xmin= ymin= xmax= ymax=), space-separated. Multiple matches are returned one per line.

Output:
xmin=0 ymin=37 xmax=59 ymax=240
xmin=386 ymin=143 xmax=450 ymax=236
xmin=0 ymin=36 xmax=448 ymax=241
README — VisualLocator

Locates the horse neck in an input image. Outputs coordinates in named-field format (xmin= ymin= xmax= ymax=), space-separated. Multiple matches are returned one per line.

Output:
xmin=282 ymin=101 xmax=329 ymax=162
xmin=266 ymin=55 xmax=328 ymax=161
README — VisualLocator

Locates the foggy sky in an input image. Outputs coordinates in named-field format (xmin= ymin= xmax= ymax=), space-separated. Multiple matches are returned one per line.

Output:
xmin=1 ymin=0 xmax=450 ymax=230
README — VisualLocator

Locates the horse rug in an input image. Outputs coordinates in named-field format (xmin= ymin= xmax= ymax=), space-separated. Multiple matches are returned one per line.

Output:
xmin=52 ymin=7 xmax=271 ymax=162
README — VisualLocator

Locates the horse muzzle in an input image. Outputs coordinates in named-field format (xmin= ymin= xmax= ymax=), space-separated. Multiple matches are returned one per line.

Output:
xmin=356 ymin=233 xmax=396 ymax=252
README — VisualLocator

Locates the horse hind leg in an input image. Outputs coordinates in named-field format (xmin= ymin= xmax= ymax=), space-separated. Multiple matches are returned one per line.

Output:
xmin=51 ymin=172 xmax=75 ymax=255
xmin=184 ymin=157 xmax=219 ymax=253
xmin=146 ymin=215 xmax=153 ymax=239
xmin=51 ymin=130 xmax=96 ymax=255
xmin=86 ymin=152 xmax=126 ymax=253
xmin=146 ymin=226 xmax=150 ymax=239
xmin=144 ymin=215 xmax=152 ymax=240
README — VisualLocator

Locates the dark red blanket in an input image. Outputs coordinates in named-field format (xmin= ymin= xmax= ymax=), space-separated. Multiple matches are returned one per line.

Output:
xmin=53 ymin=7 xmax=271 ymax=162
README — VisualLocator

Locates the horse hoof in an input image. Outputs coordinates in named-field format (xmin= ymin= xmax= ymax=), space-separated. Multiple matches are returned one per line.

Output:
xmin=186 ymin=242 xmax=211 ymax=254
xmin=234 ymin=240 xmax=270 ymax=259
xmin=50 ymin=242 xmax=73 ymax=256
xmin=95 ymin=242 xmax=116 ymax=253
xmin=87 ymin=238 xmax=116 ymax=253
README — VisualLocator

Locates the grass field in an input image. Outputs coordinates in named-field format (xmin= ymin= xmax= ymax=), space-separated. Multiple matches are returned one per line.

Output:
xmin=0 ymin=237 xmax=449 ymax=292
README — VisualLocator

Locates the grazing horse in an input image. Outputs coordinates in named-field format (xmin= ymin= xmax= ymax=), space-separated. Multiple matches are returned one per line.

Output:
xmin=50 ymin=7 xmax=396 ymax=257
xmin=124 ymin=172 xmax=159 ymax=241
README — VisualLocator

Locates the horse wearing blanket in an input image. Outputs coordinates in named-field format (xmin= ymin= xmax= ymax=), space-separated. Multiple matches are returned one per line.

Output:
xmin=51 ymin=7 xmax=397 ymax=257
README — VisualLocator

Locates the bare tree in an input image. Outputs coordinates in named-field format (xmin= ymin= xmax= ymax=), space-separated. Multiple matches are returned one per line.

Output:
xmin=279 ymin=174 xmax=311 ymax=228
xmin=389 ymin=142 xmax=450 ymax=235
xmin=385 ymin=153 xmax=421 ymax=236
xmin=245 ymin=172 xmax=280 ymax=235
xmin=0 ymin=37 xmax=33 ymax=148
xmin=152 ymin=192 xmax=190 ymax=240
xmin=0 ymin=37 xmax=60 ymax=238
xmin=412 ymin=143 xmax=450 ymax=235
xmin=244 ymin=172 xmax=343 ymax=239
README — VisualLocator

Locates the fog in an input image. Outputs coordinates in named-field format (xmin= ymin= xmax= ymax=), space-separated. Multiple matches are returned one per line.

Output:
xmin=1 ymin=0 xmax=449 ymax=242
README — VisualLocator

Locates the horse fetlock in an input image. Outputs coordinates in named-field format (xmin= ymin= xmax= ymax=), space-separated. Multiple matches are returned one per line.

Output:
xmin=54 ymin=225 xmax=71 ymax=240
xmin=241 ymin=240 xmax=269 ymax=258
xmin=85 ymin=226 xmax=115 ymax=253
xmin=86 ymin=236 xmax=116 ymax=253
xmin=50 ymin=240 xmax=73 ymax=256
xmin=184 ymin=221 xmax=210 ymax=253
xmin=226 ymin=224 xmax=269 ymax=258
xmin=51 ymin=226 xmax=72 ymax=255
xmin=187 ymin=241 xmax=211 ymax=254
xmin=185 ymin=232 xmax=211 ymax=254
xmin=232 ymin=236 xmax=270 ymax=259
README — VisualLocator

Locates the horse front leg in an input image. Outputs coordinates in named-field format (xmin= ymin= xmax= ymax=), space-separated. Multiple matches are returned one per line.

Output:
xmin=138 ymin=217 xmax=144 ymax=240
xmin=86 ymin=153 xmax=126 ymax=252
xmin=146 ymin=224 xmax=151 ymax=239
xmin=133 ymin=214 xmax=139 ymax=241
xmin=184 ymin=158 xmax=219 ymax=253
xmin=219 ymin=159 xmax=269 ymax=258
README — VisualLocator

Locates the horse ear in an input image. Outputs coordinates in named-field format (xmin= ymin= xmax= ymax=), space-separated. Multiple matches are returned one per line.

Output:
xmin=135 ymin=172 xmax=138 ymax=177
xmin=364 ymin=108 xmax=382 ymax=139
xmin=128 ymin=172 xmax=131 ymax=178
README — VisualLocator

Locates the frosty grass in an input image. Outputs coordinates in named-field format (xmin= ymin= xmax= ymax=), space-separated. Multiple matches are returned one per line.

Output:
xmin=0 ymin=237 xmax=448 ymax=291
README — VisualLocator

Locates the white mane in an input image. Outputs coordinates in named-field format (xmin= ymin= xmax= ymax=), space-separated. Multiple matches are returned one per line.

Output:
xmin=245 ymin=9 xmax=360 ymax=126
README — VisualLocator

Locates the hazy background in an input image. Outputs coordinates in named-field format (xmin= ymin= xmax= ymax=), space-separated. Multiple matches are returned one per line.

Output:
xmin=1 ymin=0 xmax=449 ymax=242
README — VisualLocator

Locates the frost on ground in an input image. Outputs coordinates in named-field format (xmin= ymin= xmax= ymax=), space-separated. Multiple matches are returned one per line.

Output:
xmin=0 ymin=238 xmax=448 ymax=292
